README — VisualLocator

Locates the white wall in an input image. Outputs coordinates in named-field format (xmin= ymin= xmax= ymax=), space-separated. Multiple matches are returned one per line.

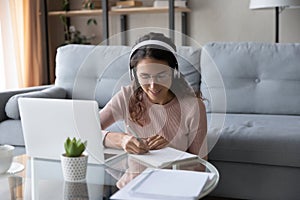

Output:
xmin=281 ymin=8 xmax=300 ymax=43
xmin=189 ymin=0 xmax=273 ymax=44
xmin=191 ymin=0 xmax=300 ymax=43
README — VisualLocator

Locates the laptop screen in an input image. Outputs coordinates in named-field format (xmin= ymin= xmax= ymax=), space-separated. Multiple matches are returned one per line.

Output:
xmin=18 ymin=98 xmax=104 ymax=164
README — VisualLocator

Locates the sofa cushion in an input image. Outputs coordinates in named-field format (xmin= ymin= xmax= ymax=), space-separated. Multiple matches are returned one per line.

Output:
xmin=55 ymin=44 xmax=201 ymax=108
xmin=5 ymin=86 xmax=67 ymax=119
xmin=207 ymin=113 xmax=300 ymax=168
xmin=177 ymin=47 xmax=202 ymax=91
xmin=201 ymin=42 xmax=300 ymax=115
xmin=0 ymin=119 xmax=24 ymax=146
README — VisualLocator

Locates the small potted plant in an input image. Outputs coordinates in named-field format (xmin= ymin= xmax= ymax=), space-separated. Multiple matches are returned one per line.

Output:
xmin=61 ymin=137 xmax=88 ymax=182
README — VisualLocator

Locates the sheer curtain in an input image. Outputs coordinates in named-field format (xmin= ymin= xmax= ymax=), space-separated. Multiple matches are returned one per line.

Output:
xmin=0 ymin=0 xmax=45 ymax=90
xmin=0 ymin=0 xmax=24 ymax=90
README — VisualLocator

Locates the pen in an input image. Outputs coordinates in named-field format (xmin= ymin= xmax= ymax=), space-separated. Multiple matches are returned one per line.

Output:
xmin=126 ymin=125 xmax=142 ymax=142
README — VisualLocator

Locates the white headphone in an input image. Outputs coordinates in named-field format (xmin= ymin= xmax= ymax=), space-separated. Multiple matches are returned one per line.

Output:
xmin=129 ymin=40 xmax=179 ymax=80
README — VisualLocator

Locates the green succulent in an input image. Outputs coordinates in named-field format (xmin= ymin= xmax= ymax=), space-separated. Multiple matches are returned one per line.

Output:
xmin=64 ymin=137 xmax=87 ymax=157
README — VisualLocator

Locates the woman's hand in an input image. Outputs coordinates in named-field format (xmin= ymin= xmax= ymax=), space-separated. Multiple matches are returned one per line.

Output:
xmin=146 ymin=134 xmax=169 ymax=150
xmin=121 ymin=135 xmax=149 ymax=154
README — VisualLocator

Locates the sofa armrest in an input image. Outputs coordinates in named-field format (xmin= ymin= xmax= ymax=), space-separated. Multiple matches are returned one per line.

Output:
xmin=4 ymin=86 xmax=67 ymax=120
xmin=0 ymin=85 xmax=52 ymax=122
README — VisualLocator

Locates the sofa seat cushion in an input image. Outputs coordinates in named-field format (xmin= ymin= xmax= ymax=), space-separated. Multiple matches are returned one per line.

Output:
xmin=0 ymin=119 xmax=24 ymax=146
xmin=208 ymin=113 xmax=300 ymax=168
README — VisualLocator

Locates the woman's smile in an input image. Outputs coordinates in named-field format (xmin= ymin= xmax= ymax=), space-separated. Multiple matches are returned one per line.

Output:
xmin=149 ymin=88 xmax=161 ymax=96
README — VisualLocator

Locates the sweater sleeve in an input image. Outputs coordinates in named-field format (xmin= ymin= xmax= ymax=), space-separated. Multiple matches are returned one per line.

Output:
xmin=187 ymin=99 xmax=208 ymax=158
xmin=100 ymin=86 xmax=132 ymax=130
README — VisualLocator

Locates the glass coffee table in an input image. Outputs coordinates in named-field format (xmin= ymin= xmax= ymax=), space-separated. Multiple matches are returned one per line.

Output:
xmin=0 ymin=153 xmax=219 ymax=199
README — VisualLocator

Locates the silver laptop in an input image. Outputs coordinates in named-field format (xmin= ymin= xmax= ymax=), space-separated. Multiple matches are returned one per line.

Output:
xmin=18 ymin=98 xmax=126 ymax=165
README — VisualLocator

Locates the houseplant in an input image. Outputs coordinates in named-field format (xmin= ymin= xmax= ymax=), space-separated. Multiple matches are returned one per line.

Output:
xmin=61 ymin=137 xmax=88 ymax=182
xmin=60 ymin=0 xmax=97 ymax=45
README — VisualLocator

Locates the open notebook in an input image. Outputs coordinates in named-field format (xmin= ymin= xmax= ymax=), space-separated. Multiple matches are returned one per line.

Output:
xmin=129 ymin=147 xmax=198 ymax=168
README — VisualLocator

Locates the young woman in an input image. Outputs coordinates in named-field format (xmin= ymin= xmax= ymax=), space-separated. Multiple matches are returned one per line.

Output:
xmin=100 ymin=32 xmax=207 ymax=158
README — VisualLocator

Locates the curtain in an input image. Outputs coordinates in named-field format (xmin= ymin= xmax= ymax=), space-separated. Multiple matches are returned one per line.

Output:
xmin=0 ymin=0 xmax=45 ymax=90
xmin=0 ymin=0 xmax=24 ymax=90
xmin=23 ymin=0 xmax=45 ymax=87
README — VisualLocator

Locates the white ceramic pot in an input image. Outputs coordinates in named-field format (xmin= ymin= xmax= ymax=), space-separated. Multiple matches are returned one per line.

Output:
xmin=0 ymin=145 xmax=15 ymax=174
xmin=61 ymin=154 xmax=88 ymax=182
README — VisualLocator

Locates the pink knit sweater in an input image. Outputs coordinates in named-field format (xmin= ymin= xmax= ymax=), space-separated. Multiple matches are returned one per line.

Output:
xmin=100 ymin=85 xmax=207 ymax=157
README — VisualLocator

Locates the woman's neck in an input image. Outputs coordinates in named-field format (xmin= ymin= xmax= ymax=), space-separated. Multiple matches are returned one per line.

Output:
xmin=146 ymin=91 xmax=175 ymax=105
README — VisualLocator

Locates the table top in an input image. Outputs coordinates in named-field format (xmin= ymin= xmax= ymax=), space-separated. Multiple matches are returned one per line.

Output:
xmin=0 ymin=153 xmax=219 ymax=199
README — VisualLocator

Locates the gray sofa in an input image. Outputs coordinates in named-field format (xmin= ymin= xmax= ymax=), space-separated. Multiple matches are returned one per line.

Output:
xmin=202 ymin=42 xmax=300 ymax=199
xmin=1 ymin=42 xmax=300 ymax=199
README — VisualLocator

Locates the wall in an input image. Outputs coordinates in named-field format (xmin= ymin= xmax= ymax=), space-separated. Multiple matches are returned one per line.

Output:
xmin=189 ymin=0 xmax=272 ymax=44
xmin=281 ymin=8 xmax=300 ymax=43
xmin=187 ymin=0 xmax=300 ymax=44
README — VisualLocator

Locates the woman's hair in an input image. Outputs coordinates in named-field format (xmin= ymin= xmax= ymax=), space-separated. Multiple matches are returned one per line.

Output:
xmin=128 ymin=32 xmax=202 ymax=126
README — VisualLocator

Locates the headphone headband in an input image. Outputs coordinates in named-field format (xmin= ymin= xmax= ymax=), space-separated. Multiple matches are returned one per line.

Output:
xmin=129 ymin=39 xmax=179 ymax=80
xmin=129 ymin=40 xmax=176 ymax=59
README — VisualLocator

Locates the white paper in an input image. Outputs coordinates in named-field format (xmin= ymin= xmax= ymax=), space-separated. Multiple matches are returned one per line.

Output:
xmin=129 ymin=147 xmax=198 ymax=168
xmin=132 ymin=170 xmax=208 ymax=199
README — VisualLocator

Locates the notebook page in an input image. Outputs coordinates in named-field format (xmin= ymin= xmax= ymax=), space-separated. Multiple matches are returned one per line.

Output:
xmin=130 ymin=169 xmax=210 ymax=200
xmin=129 ymin=147 xmax=198 ymax=168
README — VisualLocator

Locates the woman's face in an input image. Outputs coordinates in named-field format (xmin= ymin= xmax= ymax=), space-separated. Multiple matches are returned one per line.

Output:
xmin=135 ymin=58 xmax=173 ymax=105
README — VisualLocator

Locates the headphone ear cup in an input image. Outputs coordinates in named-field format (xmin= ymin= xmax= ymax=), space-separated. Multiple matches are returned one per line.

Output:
xmin=130 ymin=69 xmax=135 ymax=80
xmin=174 ymin=67 xmax=180 ymax=78
xmin=175 ymin=70 xmax=179 ymax=78
xmin=173 ymin=56 xmax=180 ymax=78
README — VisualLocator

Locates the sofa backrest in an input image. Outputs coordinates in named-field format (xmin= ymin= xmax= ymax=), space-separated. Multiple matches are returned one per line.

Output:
xmin=55 ymin=44 xmax=201 ymax=108
xmin=201 ymin=42 xmax=300 ymax=115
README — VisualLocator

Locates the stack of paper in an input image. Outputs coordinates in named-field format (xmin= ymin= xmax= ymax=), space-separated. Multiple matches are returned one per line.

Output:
xmin=110 ymin=168 xmax=215 ymax=200
xmin=129 ymin=147 xmax=198 ymax=168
